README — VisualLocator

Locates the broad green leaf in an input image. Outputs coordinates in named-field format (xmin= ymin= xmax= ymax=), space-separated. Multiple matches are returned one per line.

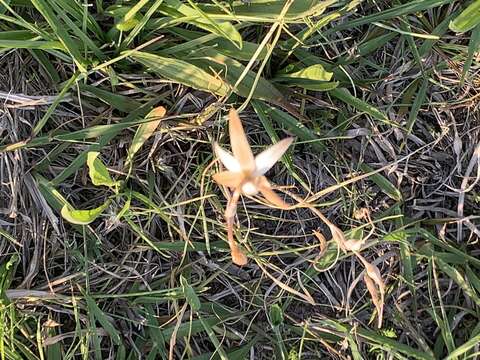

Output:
xmin=180 ymin=275 xmax=201 ymax=311
xmin=0 ymin=39 xmax=63 ymax=49
xmin=449 ymin=0 xmax=480 ymax=33
xmin=130 ymin=51 xmax=230 ymax=96
xmin=164 ymin=27 xmax=268 ymax=61
xmin=87 ymin=152 xmax=118 ymax=188
xmin=269 ymin=304 xmax=284 ymax=327
xmin=187 ymin=49 xmax=294 ymax=112
xmin=0 ymin=30 xmax=33 ymax=40
xmin=199 ymin=0 xmax=336 ymax=23
xmin=279 ymin=79 xmax=339 ymax=91
xmin=160 ymin=0 xmax=242 ymax=48
xmin=275 ymin=64 xmax=337 ymax=91
xmin=61 ymin=202 xmax=108 ymax=225
xmin=277 ymin=64 xmax=333 ymax=82
xmin=127 ymin=106 xmax=166 ymax=165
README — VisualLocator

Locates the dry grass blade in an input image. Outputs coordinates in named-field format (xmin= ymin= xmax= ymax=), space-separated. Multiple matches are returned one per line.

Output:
xmin=256 ymin=260 xmax=315 ymax=305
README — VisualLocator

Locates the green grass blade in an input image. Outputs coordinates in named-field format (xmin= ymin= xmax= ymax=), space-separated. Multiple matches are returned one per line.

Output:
xmin=84 ymin=293 xmax=123 ymax=347
xmin=359 ymin=164 xmax=402 ymax=201
xmin=198 ymin=314 xmax=229 ymax=360
xmin=329 ymin=88 xmax=391 ymax=125
xmin=29 ymin=0 xmax=87 ymax=71
xmin=32 ymin=72 xmax=79 ymax=136
xmin=404 ymin=77 xmax=429 ymax=145
xmin=460 ymin=24 xmax=480 ymax=86
xmin=325 ymin=0 xmax=453 ymax=34
xmin=253 ymin=101 xmax=324 ymax=153
xmin=0 ymin=39 xmax=63 ymax=49
xmin=122 ymin=0 xmax=165 ymax=47
xmin=79 ymin=83 xmax=141 ymax=112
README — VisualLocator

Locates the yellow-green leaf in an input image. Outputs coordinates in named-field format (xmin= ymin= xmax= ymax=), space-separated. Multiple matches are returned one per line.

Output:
xmin=61 ymin=203 xmax=108 ymax=225
xmin=116 ymin=17 xmax=140 ymax=31
xmin=127 ymin=106 xmax=166 ymax=164
xmin=449 ymin=0 xmax=480 ymax=33
xmin=278 ymin=64 xmax=333 ymax=82
xmin=87 ymin=152 xmax=117 ymax=188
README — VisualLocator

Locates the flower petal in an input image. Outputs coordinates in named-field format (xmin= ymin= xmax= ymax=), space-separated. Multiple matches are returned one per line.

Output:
xmin=254 ymin=137 xmax=294 ymax=176
xmin=258 ymin=178 xmax=290 ymax=209
xmin=214 ymin=143 xmax=241 ymax=172
xmin=228 ymin=108 xmax=255 ymax=172
xmin=212 ymin=171 xmax=242 ymax=188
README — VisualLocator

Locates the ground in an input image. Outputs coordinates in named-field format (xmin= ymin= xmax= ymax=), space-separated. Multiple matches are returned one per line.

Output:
xmin=0 ymin=0 xmax=480 ymax=359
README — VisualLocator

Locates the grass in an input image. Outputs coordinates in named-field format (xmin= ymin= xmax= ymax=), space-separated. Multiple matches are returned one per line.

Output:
xmin=0 ymin=0 xmax=480 ymax=359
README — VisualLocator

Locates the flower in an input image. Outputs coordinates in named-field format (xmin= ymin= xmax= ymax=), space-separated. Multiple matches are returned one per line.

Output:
xmin=213 ymin=108 xmax=293 ymax=265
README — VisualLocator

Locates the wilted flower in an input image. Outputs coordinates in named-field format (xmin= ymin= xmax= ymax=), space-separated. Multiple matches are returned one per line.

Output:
xmin=213 ymin=109 xmax=293 ymax=265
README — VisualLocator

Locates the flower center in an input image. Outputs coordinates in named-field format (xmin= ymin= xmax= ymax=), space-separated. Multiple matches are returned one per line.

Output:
xmin=241 ymin=181 xmax=258 ymax=196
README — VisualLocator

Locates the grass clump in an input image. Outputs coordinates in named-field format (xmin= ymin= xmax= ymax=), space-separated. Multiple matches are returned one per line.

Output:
xmin=1 ymin=0 xmax=480 ymax=359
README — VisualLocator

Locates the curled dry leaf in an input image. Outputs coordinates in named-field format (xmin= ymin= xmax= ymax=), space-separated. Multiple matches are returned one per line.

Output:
xmin=358 ymin=253 xmax=385 ymax=328
xmin=342 ymin=239 xmax=365 ymax=252
xmin=313 ymin=230 xmax=327 ymax=259
xmin=43 ymin=319 xmax=62 ymax=328
xmin=328 ymin=222 xmax=349 ymax=252
xmin=212 ymin=108 xmax=293 ymax=265
xmin=364 ymin=273 xmax=384 ymax=328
